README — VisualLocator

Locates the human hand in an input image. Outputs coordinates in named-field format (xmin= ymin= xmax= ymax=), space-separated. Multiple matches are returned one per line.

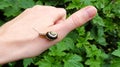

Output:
xmin=0 ymin=5 xmax=97 ymax=64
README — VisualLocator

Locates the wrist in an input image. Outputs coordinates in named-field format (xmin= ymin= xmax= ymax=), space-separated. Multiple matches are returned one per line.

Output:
xmin=0 ymin=37 xmax=23 ymax=65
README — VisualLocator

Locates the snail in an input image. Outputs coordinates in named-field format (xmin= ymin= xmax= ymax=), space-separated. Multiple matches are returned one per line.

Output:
xmin=33 ymin=28 xmax=58 ymax=40
xmin=46 ymin=31 xmax=58 ymax=40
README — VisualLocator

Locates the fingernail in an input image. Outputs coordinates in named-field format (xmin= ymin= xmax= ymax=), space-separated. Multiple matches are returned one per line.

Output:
xmin=85 ymin=6 xmax=97 ymax=18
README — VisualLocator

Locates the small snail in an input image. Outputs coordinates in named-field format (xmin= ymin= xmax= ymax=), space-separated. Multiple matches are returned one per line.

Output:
xmin=46 ymin=31 xmax=58 ymax=40
xmin=33 ymin=28 xmax=58 ymax=40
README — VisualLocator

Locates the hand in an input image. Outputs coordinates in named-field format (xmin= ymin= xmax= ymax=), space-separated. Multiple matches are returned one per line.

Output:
xmin=0 ymin=5 xmax=97 ymax=64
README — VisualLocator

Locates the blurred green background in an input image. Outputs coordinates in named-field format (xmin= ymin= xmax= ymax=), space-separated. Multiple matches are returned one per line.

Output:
xmin=0 ymin=0 xmax=120 ymax=67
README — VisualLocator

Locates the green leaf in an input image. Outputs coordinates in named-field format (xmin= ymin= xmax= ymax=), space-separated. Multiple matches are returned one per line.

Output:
xmin=3 ymin=6 xmax=21 ymax=17
xmin=18 ymin=0 xmax=35 ymax=9
xmin=0 ymin=0 xmax=11 ymax=9
xmin=8 ymin=62 xmax=16 ymax=67
xmin=3 ymin=0 xmax=34 ymax=17
xmin=66 ymin=0 xmax=81 ymax=9
xmin=103 ymin=3 xmax=113 ymax=17
xmin=49 ymin=37 xmax=74 ymax=56
xmin=36 ymin=56 xmax=62 ymax=67
xmin=85 ymin=58 xmax=101 ymax=67
xmin=117 ymin=42 xmax=120 ymax=46
xmin=23 ymin=58 xmax=33 ymax=67
xmin=85 ymin=45 xmax=101 ymax=57
xmin=36 ymin=56 xmax=53 ymax=67
xmin=76 ymin=32 xmax=93 ymax=48
xmin=36 ymin=1 xmax=43 ymax=5
xmin=64 ymin=0 xmax=72 ymax=3
xmin=80 ymin=0 xmax=92 ymax=6
xmin=67 ymin=30 xmax=79 ymax=43
xmin=104 ymin=18 xmax=116 ymax=32
xmin=112 ymin=49 xmax=120 ymax=57
xmin=91 ymin=26 xmax=107 ymax=46
xmin=66 ymin=3 xmax=78 ymax=9
xmin=112 ymin=42 xmax=120 ymax=57
xmin=112 ymin=0 xmax=120 ymax=18
xmin=97 ymin=28 xmax=107 ymax=46
xmin=76 ymin=26 xmax=85 ymax=36
xmin=111 ymin=57 xmax=120 ymax=67
xmin=94 ymin=0 xmax=107 ymax=9
xmin=64 ymin=54 xmax=83 ymax=67
xmin=92 ymin=14 xmax=105 ymax=26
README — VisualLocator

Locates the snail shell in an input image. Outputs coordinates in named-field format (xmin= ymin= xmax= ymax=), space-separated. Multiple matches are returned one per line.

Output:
xmin=46 ymin=31 xmax=58 ymax=40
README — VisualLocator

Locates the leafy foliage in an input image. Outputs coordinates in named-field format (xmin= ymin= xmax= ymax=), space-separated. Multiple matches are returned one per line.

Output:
xmin=0 ymin=0 xmax=120 ymax=67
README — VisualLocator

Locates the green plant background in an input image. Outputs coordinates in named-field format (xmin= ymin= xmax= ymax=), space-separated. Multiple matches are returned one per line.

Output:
xmin=0 ymin=0 xmax=120 ymax=67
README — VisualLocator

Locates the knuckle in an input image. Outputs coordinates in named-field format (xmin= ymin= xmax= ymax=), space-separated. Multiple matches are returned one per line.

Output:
xmin=32 ymin=5 xmax=42 ymax=10
xmin=32 ymin=5 xmax=56 ymax=11
xmin=70 ymin=14 xmax=81 ymax=27
xmin=33 ymin=5 xmax=42 ymax=8
xmin=57 ymin=8 xmax=66 ymax=16
xmin=58 ymin=8 xmax=66 ymax=13
xmin=24 ymin=8 xmax=32 ymax=13
xmin=44 ymin=6 xmax=56 ymax=9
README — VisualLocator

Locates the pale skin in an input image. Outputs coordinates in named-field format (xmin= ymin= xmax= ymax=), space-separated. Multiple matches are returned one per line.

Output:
xmin=0 ymin=5 xmax=97 ymax=64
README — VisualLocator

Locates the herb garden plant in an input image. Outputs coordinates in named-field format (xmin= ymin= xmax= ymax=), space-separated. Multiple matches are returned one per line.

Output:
xmin=0 ymin=0 xmax=120 ymax=67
